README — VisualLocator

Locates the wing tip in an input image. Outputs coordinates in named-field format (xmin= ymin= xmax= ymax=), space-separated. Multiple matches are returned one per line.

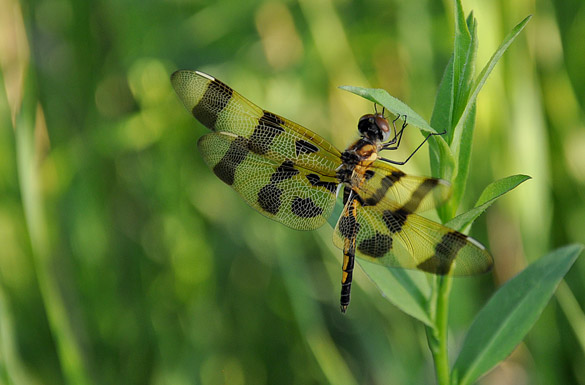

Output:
xmin=467 ymin=235 xmax=486 ymax=250
xmin=464 ymin=235 xmax=494 ymax=274
xmin=195 ymin=70 xmax=215 ymax=81
xmin=170 ymin=69 xmax=216 ymax=84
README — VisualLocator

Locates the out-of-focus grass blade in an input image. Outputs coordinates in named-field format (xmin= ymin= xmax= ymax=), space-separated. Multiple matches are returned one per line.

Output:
xmin=451 ymin=244 xmax=583 ymax=385
xmin=0 ymin=64 xmax=12 ymax=133
xmin=0 ymin=65 xmax=30 ymax=385
xmin=0 ymin=286 xmax=34 ymax=384
xmin=271 ymin=237 xmax=359 ymax=385
xmin=555 ymin=281 xmax=585 ymax=358
xmin=15 ymin=65 xmax=93 ymax=385
xmin=359 ymin=261 xmax=432 ymax=326
xmin=446 ymin=174 xmax=531 ymax=232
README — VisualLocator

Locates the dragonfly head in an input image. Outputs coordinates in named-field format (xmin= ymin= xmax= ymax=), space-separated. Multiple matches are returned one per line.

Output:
xmin=358 ymin=113 xmax=391 ymax=142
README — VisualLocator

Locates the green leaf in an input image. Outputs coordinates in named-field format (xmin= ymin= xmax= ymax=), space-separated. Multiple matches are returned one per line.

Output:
xmin=446 ymin=174 xmax=531 ymax=232
xmin=452 ymin=1 xmax=471 ymax=120
xmin=471 ymin=15 xmax=532 ymax=101
xmin=475 ymin=174 xmax=530 ymax=207
xmin=358 ymin=261 xmax=432 ymax=326
xmin=438 ymin=104 xmax=476 ymax=221
xmin=431 ymin=5 xmax=480 ymax=223
xmin=430 ymin=55 xmax=455 ymax=135
xmin=452 ymin=244 xmax=584 ymax=385
xmin=441 ymin=8 xmax=478 ymax=220
xmin=450 ymin=15 xmax=531 ymax=158
xmin=429 ymin=55 xmax=454 ymax=179
xmin=443 ymin=15 xmax=530 ymax=221
xmin=452 ymin=7 xmax=477 ymax=131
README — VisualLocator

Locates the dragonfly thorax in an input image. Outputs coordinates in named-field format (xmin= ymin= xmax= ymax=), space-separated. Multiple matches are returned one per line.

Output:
xmin=336 ymin=137 xmax=380 ymax=188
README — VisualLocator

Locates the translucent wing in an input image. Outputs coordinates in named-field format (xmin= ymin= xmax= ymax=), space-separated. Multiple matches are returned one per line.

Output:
xmin=171 ymin=70 xmax=341 ymax=175
xmin=333 ymin=194 xmax=493 ymax=275
xmin=357 ymin=160 xmax=452 ymax=213
xmin=198 ymin=132 xmax=338 ymax=230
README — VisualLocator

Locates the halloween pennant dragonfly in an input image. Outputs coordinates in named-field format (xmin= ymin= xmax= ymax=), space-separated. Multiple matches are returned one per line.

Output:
xmin=171 ymin=70 xmax=493 ymax=313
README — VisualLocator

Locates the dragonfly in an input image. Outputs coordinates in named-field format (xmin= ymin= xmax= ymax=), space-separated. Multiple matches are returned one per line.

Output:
xmin=171 ymin=70 xmax=493 ymax=313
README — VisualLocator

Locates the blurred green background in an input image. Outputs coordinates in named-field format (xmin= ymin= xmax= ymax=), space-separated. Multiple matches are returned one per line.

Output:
xmin=1 ymin=0 xmax=585 ymax=384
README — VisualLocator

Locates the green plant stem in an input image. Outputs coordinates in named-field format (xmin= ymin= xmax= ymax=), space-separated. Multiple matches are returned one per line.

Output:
xmin=427 ymin=275 xmax=454 ymax=385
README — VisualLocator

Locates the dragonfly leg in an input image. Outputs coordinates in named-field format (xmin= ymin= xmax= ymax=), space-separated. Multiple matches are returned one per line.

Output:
xmin=380 ymin=129 xmax=446 ymax=165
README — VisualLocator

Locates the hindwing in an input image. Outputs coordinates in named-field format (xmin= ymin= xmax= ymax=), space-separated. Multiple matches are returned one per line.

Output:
xmin=333 ymin=192 xmax=493 ymax=276
xmin=198 ymin=132 xmax=338 ymax=230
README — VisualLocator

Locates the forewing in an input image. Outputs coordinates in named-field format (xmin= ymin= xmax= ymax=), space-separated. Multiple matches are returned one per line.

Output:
xmin=359 ymin=160 xmax=451 ymax=213
xmin=199 ymin=132 xmax=339 ymax=230
xmin=171 ymin=70 xmax=341 ymax=175
xmin=333 ymin=199 xmax=493 ymax=276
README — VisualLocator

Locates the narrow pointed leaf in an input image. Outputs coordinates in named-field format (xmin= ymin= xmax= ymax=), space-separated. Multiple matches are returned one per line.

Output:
xmin=448 ymin=13 xmax=477 ymax=216
xmin=472 ymin=15 xmax=532 ymax=102
xmin=430 ymin=55 xmax=455 ymax=136
xmin=447 ymin=11 xmax=478 ymax=219
xmin=442 ymin=103 xmax=476 ymax=219
xmin=429 ymin=56 xmax=455 ymax=182
xmin=446 ymin=174 xmax=531 ymax=232
xmin=452 ymin=1 xmax=472 ymax=127
xmin=452 ymin=244 xmax=583 ymax=385
xmin=475 ymin=174 xmax=531 ymax=207
xmin=451 ymin=15 xmax=531 ymax=156
xmin=452 ymin=9 xmax=477 ymax=128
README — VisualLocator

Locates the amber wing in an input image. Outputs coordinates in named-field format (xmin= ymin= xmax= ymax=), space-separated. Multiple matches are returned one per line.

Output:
xmin=333 ymin=161 xmax=493 ymax=275
xmin=172 ymin=70 xmax=341 ymax=230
